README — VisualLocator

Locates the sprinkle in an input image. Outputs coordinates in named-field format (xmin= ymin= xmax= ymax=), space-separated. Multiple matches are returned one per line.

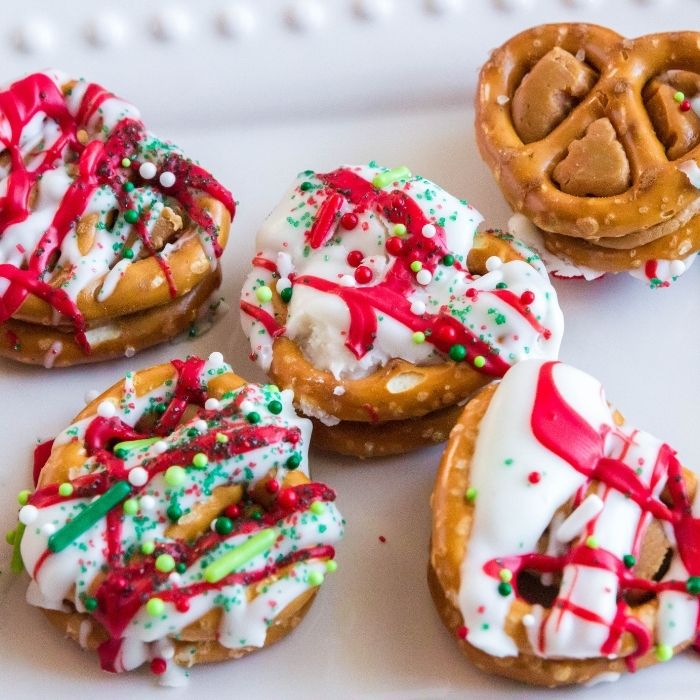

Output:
xmin=140 ymin=495 xmax=156 ymax=512
xmin=465 ymin=487 xmax=477 ymax=502
xmin=555 ymin=494 xmax=604 ymax=543
xmin=378 ymin=535 xmax=387 ymax=543
xmin=681 ymin=99 xmax=691 ymax=112
xmin=339 ymin=274 xmax=356 ymax=287
xmin=192 ymin=453 xmax=208 ymax=468
xmin=473 ymin=355 xmax=486 ymax=369
xmin=354 ymin=265 xmax=373 ymax=284
xmin=128 ymin=467 xmax=149 ymax=487
xmin=499 ymin=569 xmax=513 ymax=583
xmin=5 ymin=529 xmax=15 ymax=545
xmin=276 ymin=277 xmax=292 ymax=293
xmin=48 ymin=481 xmax=132 ymax=553
xmin=495 ymin=282 xmax=507 ymax=290
xmin=686 ymin=576 xmax=700 ymax=594
xmin=122 ymin=181 xmax=135 ymax=193
xmin=255 ymin=285 xmax=273 ymax=303
xmin=193 ymin=419 xmax=208 ymax=433
xmin=422 ymin=223 xmax=436 ymax=238
xmin=497 ymin=581 xmax=512 ymax=597
xmin=410 ymin=260 xmax=423 ymax=272
xmin=18 ymin=505 xmax=38 ymax=525
xmin=449 ymin=344 xmax=466 ymax=362
xmin=674 ymin=91 xmax=685 ymax=103
xmin=410 ymin=300 xmax=426 ymax=315
xmin=442 ymin=254 xmax=454 ymax=266
xmin=146 ymin=598 xmax=166 ymax=617
xmin=286 ymin=452 xmax=302 ymax=469
xmin=83 ymin=595 xmax=98 ymax=612
xmin=97 ymin=400 xmax=116 ymax=418
xmin=166 ymin=504 xmax=183 ymax=522
xmin=123 ymin=498 xmax=139 ymax=515
xmin=416 ymin=269 xmax=432 ymax=285
xmin=655 ymin=644 xmax=673 ymax=662
xmin=246 ymin=411 xmax=261 ymax=424
xmin=325 ymin=560 xmax=338 ymax=573
xmin=412 ymin=331 xmax=426 ymax=344
xmin=153 ymin=440 xmax=169 ymax=454
xmin=522 ymin=614 xmax=535 ymax=628
xmin=208 ymin=351 xmax=224 ymax=365
xmin=205 ymin=398 xmax=221 ymax=411
xmin=225 ymin=503 xmax=242 ymax=519
xmin=585 ymin=535 xmax=599 ymax=549
xmin=165 ymin=466 xmax=186 ymax=487
xmin=156 ymin=554 xmax=176 ymax=573
xmin=456 ymin=625 xmax=468 ymax=639
xmin=340 ymin=212 xmax=358 ymax=230
xmin=17 ymin=489 xmax=31 ymax=505
xmin=216 ymin=433 xmax=229 ymax=444
xmin=215 ymin=517 xmax=234 ymax=535
xmin=150 ymin=658 xmax=167 ymax=675
xmin=622 ymin=554 xmax=636 ymax=569
xmin=527 ymin=471 xmax=541 ymax=485
xmin=372 ymin=166 xmax=411 ymax=189
xmin=124 ymin=209 xmax=139 ymax=224
xmin=159 ymin=171 xmax=176 ymax=187
xmin=299 ymin=181 xmax=313 ymax=191
xmin=496 ymin=94 xmax=510 ymax=105
xmin=520 ymin=290 xmax=535 ymax=305
xmin=121 ymin=158 xmax=131 ymax=168
xmin=122 ymin=247 xmax=134 ymax=259
xmin=280 ymin=287 xmax=293 ymax=303
xmin=42 ymin=522 xmax=57 ymax=536
xmin=310 ymin=501 xmax=326 ymax=515
xmin=277 ymin=489 xmax=298 ymax=510
xmin=485 ymin=256 xmax=502 ymax=271
xmin=141 ymin=541 xmax=156 ymax=555
xmin=268 ymin=400 xmax=283 ymax=415
xmin=308 ymin=570 xmax=324 ymax=586
xmin=139 ymin=162 xmax=157 ymax=179
xmin=393 ymin=223 xmax=407 ymax=237
xmin=10 ymin=523 xmax=25 ymax=573
xmin=385 ymin=236 xmax=404 ymax=255
xmin=204 ymin=528 xmax=278 ymax=583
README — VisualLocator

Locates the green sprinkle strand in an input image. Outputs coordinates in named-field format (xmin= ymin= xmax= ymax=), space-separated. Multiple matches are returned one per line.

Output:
xmin=204 ymin=528 xmax=277 ymax=583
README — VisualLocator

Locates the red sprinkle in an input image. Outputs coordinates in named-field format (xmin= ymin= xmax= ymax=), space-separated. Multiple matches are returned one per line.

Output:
xmin=340 ymin=212 xmax=358 ymax=230
xmin=456 ymin=625 xmax=468 ymax=640
xmin=150 ymin=658 xmax=167 ymax=675
xmin=465 ymin=288 xmax=477 ymax=298
xmin=528 ymin=471 xmax=541 ymax=484
xmin=520 ymin=290 xmax=535 ymax=305
xmin=175 ymin=599 xmax=190 ymax=613
xmin=436 ymin=324 xmax=457 ymax=343
xmin=385 ymin=236 xmax=404 ymax=256
xmin=346 ymin=250 xmax=364 ymax=268
xmin=224 ymin=503 xmax=241 ymax=519
xmin=265 ymin=478 xmax=280 ymax=494
xmin=354 ymin=265 xmax=373 ymax=284
xmin=277 ymin=488 xmax=298 ymax=510
xmin=378 ymin=535 xmax=386 ymax=543
xmin=681 ymin=99 xmax=692 ymax=112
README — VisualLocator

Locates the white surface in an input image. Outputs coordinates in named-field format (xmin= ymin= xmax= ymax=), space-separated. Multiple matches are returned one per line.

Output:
xmin=2 ymin=1 xmax=700 ymax=698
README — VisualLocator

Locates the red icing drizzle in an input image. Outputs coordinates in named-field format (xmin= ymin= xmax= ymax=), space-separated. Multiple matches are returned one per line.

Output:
xmin=0 ymin=72 xmax=235 ymax=352
xmin=483 ymin=361 xmax=700 ymax=668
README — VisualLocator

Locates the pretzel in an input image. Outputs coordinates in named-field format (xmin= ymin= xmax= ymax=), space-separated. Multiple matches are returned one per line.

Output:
xmin=10 ymin=353 xmax=343 ymax=685
xmin=240 ymin=164 xmax=563 ymax=457
xmin=0 ymin=71 xmax=234 ymax=366
xmin=476 ymin=24 xmax=700 ymax=283
xmin=430 ymin=359 xmax=700 ymax=687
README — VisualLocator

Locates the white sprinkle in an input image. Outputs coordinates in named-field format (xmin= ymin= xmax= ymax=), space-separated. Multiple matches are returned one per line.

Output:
xmin=410 ymin=300 xmax=426 ymax=315
xmin=97 ymin=401 xmax=116 ymax=418
xmin=421 ymin=223 xmax=436 ymax=238
xmin=159 ymin=171 xmax=176 ymax=188
xmin=128 ymin=467 xmax=149 ymax=487
xmin=416 ymin=269 xmax=432 ymax=285
xmin=670 ymin=260 xmax=686 ymax=277
xmin=208 ymin=351 xmax=224 ymax=366
xmin=555 ymin=494 xmax=604 ymax=543
xmin=42 ymin=522 xmax=57 ymax=536
xmin=485 ymin=256 xmax=503 ymax=271
xmin=339 ymin=274 xmax=356 ymax=286
xmin=168 ymin=572 xmax=182 ymax=585
xmin=240 ymin=400 xmax=255 ymax=415
xmin=210 ymin=520 xmax=219 ymax=532
xmin=522 ymin=614 xmax=535 ymax=628
xmin=140 ymin=495 xmax=157 ymax=512
xmin=204 ymin=398 xmax=221 ymax=411
xmin=153 ymin=440 xmax=168 ymax=454
xmin=332 ymin=386 xmax=346 ymax=396
xmin=19 ymin=505 xmax=38 ymax=525
xmin=84 ymin=389 xmax=100 ymax=404
xmin=496 ymin=94 xmax=510 ymax=105
xmin=124 ymin=346 xmax=136 ymax=358
xmin=139 ymin=162 xmax=157 ymax=180
xmin=276 ymin=277 xmax=292 ymax=292
xmin=194 ymin=419 xmax=208 ymax=433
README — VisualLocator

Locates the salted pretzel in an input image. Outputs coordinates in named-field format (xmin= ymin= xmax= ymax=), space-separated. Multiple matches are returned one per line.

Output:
xmin=240 ymin=164 xmax=563 ymax=458
xmin=430 ymin=359 xmax=700 ymax=686
xmin=0 ymin=70 xmax=234 ymax=366
xmin=476 ymin=24 xmax=700 ymax=286
xmin=10 ymin=353 xmax=343 ymax=684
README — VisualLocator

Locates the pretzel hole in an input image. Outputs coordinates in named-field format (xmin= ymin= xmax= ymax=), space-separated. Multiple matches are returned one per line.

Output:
xmin=516 ymin=570 xmax=559 ymax=608
xmin=386 ymin=372 xmax=425 ymax=394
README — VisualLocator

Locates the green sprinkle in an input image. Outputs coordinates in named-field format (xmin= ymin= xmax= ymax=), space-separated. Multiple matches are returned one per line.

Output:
xmin=167 ymin=504 xmax=183 ymax=522
xmin=124 ymin=209 xmax=139 ymax=224
xmin=123 ymin=498 xmax=139 ymax=516
xmin=449 ymin=344 xmax=466 ymax=362
xmin=393 ymin=223 xmax=407 ymax=237
xmin=175 ymin=562 xmax=187 ymax=574
xmin=495 ymin=282 xmax=507 ymax=289
xmin=123 ymin=181 xmax=135 ymax=192
xmin=674 ymin=91 xmax=685 ymax=103
xmin=308 ymin=570 xmax=324 ymax=586
xmin=465 ymin=487 xmax=477 ymax=502
xmin=286 ymin=452 xmax=302 ymax=470
xmin=497 ymin=581 xmax=512 ymax=597
xmin=156 ymin=554 xmax=176 ymax=573
xmin=204 ymin=528 xmax=278 ymax=583
xmin=11 ymin=523 xmax=25 ymax=573
xmin=267 ymin=400 xmax=283 ymax=415
xmin=325 ymin=560 xmax=338 ymax=573
xmin=141 ymin=541 xmax=156 ymax=555
xmin=48 ymin=481 xmax=132 ymax=553
xmin=372 ymin=166 xmax=411 ymax=189
xmin=310 ymin=501 xmax=326 ymax=515
xmin=5 ymin=529 xmax=15 ymax=545
xmin=410 ymin=260 xmax=423 ymax=272
xmin=412 ymin=331 xmax=426 ymax=344
xmin=58 ymin=483 xmax=74 ymax=497
xmin=622 ymin=554 xmax=636 ymax=569
xmin=255 ymin=286 xmax=273 ymax=303
xmin=499 ymin=569 xmax=512 ymax=583
xmin=147 ymin=598 xmax=166 ymax=617
xmin=165 ymin=466 xmax=186 ymax=487
xmin=192 ymin=453 xmax=208 ymax=469
xmin=121 ymin=157 xmax=131 ymax=167
xmin=83 ymin=595 xmax=98 ymax=612
xmin=215 ymin=517 xmax=233 ymax=536
xmin=113 ymin=437 xmax=159 ymax=455
xmin=122 ymin=248 xmax=134 ymax=259
xmin=442 ymin=254 xmax=455 ymax=266
xmin=686 ymin=576 xmax=700 ymax=594
xmin=473 ymin=355 xmax=486 ymax=369
xmin=586 ymin=535 xmax=599 ymax=549
xmin=246 ymin=411 xmax=261 ymax=424
xmin=655 ymin=644 xmax=673 ymax=662
xmin=300 ymin=181 xmax=313 ymax=191
xmin=216 ymin=433 xmax=229 ymax=444
xmin=17 ymin=489 xmax=30 ymax=506
xmin=280 ymin=287 xmax=293 ymax=304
